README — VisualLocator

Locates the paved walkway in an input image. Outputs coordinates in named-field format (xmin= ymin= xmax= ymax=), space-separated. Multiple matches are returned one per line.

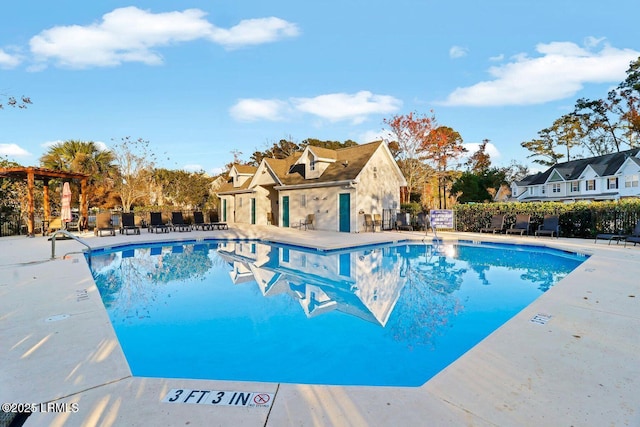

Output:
xmin=1 ymin=226 xmax=638 ymax=426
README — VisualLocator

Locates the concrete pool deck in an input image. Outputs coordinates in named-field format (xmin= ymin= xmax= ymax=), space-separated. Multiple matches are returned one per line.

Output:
xmin=1 ymin=226 xmax=638 ymax=427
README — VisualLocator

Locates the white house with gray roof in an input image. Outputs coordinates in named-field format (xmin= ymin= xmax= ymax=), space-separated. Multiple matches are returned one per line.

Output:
xmin=512 ymin=149 xmax=640 ymax=202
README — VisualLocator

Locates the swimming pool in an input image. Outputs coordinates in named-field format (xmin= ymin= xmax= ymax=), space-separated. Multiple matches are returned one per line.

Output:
xmin=88 ymin=239 xmax=587 ymax=387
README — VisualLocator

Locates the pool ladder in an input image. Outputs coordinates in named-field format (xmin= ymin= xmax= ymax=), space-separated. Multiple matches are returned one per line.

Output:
xmin=50 ymin=230 xmax=92 ymax=259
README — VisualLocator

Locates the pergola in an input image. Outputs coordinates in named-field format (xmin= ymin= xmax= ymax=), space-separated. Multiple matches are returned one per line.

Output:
xmin=0 ymin=167 xmax=89 ymax=237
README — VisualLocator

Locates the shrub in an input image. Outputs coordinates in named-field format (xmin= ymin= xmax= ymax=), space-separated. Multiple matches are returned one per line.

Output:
xmin=453 ymin=200 xmax=640 ymax=238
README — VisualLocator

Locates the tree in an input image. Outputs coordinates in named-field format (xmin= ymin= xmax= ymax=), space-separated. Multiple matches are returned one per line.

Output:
xmin=302 ymin=138 xmax=359 ymax=150
xmin=421 ymin=126 xmax=467 ymax=208
xmin=383 ymin=111 xmax=437 ymax=203
xmin=574 ymin=97 xmax=622 ymax=154
xmin=521 ymin=130 xmax=564 ymax=166
xmin=611 ymin=56 xmax=640 ymax=146
xmin=466 ymin=139 xmax=491 ymax=173
xmin=451 ymin=172 xmax=491 ymax=203
xmin=154 ymin=168 xmax=214 ymax=209
xmin=548 ymin=114 xmax=583 ymax=161
xmin=249 ymin=137 xmax=301 ymax=166
xmin=111 ymin=137 xmax=156 ymax=212
xmin=502 ymin=160 xmax=530 ymax=184
xmin=39 ymin=140 xmax=117 ymax=208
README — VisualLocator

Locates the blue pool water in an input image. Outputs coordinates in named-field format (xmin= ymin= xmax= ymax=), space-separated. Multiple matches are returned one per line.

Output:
xmin=88 ymin=239 xmax=586 ymax=387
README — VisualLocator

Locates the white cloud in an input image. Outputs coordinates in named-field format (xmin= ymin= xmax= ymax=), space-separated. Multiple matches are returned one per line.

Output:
xmin=0 ymin=48 xmax=21 ymax=68
xmin=210 ymin=17 xmax=300 ymax=50
xmin=29 ymin=7 xmax=299 ymax=69
xmin=442 ymin=40 xmax=640 ymax=106
xmin=231 ymin=91 xmax=402 ymax=124
xmin=449 ymin=45 xmax=468 ymax=59
xmin=489 ymin=53 xmax=504 ymax=62
xmin=358 ymin=129 xmax=390 ymax=144
xmin=463 ymin=141 xmax=501 ymax=160
xmin=0 ymin=143 xmax=31 ymax=157
xmin=94 ymin=141 xmax=109 ymax=151
xmin=230 ymin=99 xmax=288 ymax=121
xmin=292 ymin=91 xmax=402 ymax=124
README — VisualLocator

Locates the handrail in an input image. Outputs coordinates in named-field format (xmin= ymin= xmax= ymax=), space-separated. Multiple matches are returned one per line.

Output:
xmin=50 ymin=230 xmax=92 ymax=259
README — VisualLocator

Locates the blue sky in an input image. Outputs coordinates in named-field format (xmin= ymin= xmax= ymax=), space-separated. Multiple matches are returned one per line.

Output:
xmin=1 ymin=1 xmax=639 ymax=175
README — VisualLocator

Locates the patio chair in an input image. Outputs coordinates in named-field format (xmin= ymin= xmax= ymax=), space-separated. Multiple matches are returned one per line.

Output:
xmin=480 ymin=214 xmax=505 ymax=233
xmin=416 ymin=212 xmax=431 ymax=233
xmin=148 ymin=212 xmax=170 ymax=233
xmin=395 ymin=214 xmax=413 ymax=231
xmin=363 ymin=214 xmax=375 ymax=232
xmin=171 ymin=212 xmax=191 ymax=232
xmin=119 ymin=212 xmax=141 ymax=235
xmin=373 ymin=213 xmax=383 ymax=231
xmin=506 ymin=214 xmax=531 ymax=236
xmin=192 ymin=211 xmax=211 ymax=231
xmin=94 ymin=212 xmax=116 ymax=236
xmin=535 ymin=215 xmax=560 ymax=238
xmin=300 ymin=214 xmax=315 ymax=230
xmin=623 ymin=220 xmax=640 ymax=247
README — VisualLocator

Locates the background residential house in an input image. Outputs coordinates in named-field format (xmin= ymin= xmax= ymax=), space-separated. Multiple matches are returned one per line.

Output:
xmin=217 ymin=141 xmax=407 ymax=232
xmin=512 ymin=149 xmax=640 ymax=202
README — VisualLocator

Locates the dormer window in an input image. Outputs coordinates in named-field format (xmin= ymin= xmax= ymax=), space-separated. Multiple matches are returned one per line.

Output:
xmin=310 ymin=159 xmax=316 ymax=171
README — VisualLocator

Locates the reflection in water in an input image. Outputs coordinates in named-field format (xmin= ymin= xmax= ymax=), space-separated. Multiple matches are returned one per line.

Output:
xmin=90 ymin=240 xmax=583 ymax=350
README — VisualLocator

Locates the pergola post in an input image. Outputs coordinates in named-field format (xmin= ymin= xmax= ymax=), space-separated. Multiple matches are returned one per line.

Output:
xmin=43 ymin=178 xmax=50 ymax=222
xmin=27 ymin=170 xmax=35 ymax=237
xmin=80 ymin=178 xmax=88 ymax=229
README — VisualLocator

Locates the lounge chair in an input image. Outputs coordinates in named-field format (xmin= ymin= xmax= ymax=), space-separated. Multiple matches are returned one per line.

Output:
xmin=171 ymin=212 xmax=191 ymax=232
xmin=506 ymin=214 xmax=531 ymax=236
xmin=300 ymin=214 xmax=315 ymax=230
xmin=373 ymin=213 xmax=383 ymax=231
xmin=192 ymin=211 xmax=211 ymax=231
xmin=211 ymin=212 xmax=228 ymax=230
xmin=395 ymin=214 xmax=413 ymax=231
xmin=535 ymin=215 xmax=560 ymax=238
xmin=211 ymin=221 xmax=228 ymax=230
xmin=416 ymin=212 xmax=431 ymax=233
xmin=120 ymin=212 xmax=141 ymax=235
xmin=595 ymin=230 xmax=626 ymax=245
xmin=148 ymin=212 xmax=170 ymax=233
xmin=596 ymin=219 xmax=640 ymax=245
xmin=480 ymin=214 xmax=506 ymax=234
xmin=94 ymin=212 xmax=116 ymax=236
xmin=624 ymin=220 xmax=640 ymax=247
xmin=363 ymin=214 xmax=375 ymax=232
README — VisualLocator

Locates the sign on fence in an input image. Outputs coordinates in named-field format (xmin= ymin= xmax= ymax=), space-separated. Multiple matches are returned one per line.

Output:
xmin=430 ymin=209 xmax=455 ymax=230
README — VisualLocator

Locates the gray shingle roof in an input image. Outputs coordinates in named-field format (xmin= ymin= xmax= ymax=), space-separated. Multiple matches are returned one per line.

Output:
xmin=521 ymin=148 xmax=640 ymax=185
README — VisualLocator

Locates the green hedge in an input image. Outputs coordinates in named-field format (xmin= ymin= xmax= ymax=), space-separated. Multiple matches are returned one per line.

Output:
xmin=454 ymin=200 xmax=640 ymax=238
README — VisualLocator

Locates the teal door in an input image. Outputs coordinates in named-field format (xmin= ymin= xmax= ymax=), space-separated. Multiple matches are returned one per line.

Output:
xmin=222 ymin=199 xmax=227 ymax=222
xmin=282 ymin=196 xmax=290 ymax=227
xmin=250 ymin=198 xmax=256 ymax=224
xmin=339 ymin=193 xmax=350 ymax=232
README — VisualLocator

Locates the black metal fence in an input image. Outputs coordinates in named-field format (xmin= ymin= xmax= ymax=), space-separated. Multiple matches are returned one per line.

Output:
xmin=0 ymin=211 xmax=23 ymax=237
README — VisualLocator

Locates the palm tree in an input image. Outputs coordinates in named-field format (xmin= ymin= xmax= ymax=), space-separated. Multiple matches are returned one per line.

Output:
xmin=40 ymin=140 xmax=118 ymax=208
